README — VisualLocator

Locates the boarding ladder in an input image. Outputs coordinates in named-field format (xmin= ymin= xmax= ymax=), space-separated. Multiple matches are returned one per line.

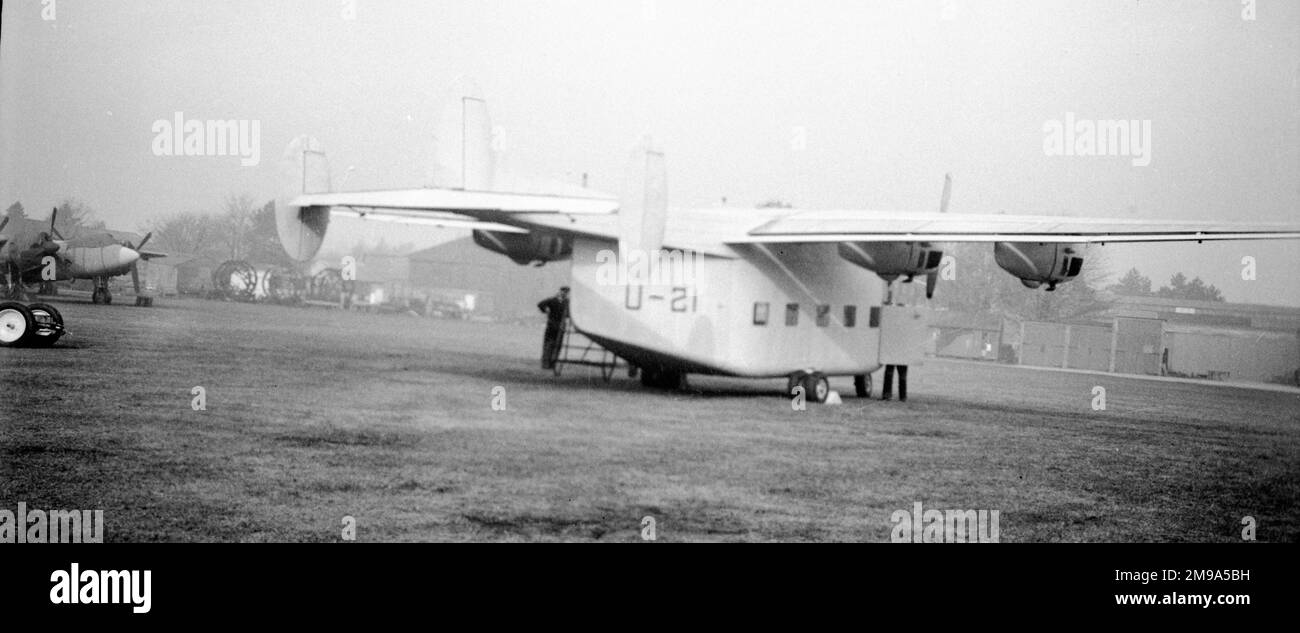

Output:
xmin=552 ymin=316 xmax=632 ymax=382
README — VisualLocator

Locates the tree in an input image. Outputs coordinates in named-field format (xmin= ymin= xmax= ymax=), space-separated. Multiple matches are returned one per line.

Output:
xmin=1109 ymin=267 xmax=1152 ymax=296
xmin=4 ymin=201 xmax=25 ymax=222
xmin=53 ymin=199 xmax=105 ymax=237
xmin=756 ymin=199 xmax=793 ymax=209
xmin=1155 ymin=272 xmax=1223 ymax=302
xmin=219 ymin=193 xmax=258 ymax=261
xmin=245 ymin=200 xmax=297 ymax=268
xmin=144 ymin=197 xmax=296 ymax=268
xmin=933 ymin=242 xmax=1112 ymax=321
xmin=142 ymin=211 xmax=227 ymax=259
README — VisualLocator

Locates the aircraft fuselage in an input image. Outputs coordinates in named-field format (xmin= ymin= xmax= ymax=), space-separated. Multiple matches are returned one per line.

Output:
xmin=568 ymin=237 xmax=914 ymax=378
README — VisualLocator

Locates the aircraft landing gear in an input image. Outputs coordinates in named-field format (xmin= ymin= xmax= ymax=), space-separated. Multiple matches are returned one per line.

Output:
xmin=640 ymin=368 xmax=686 ymax=390
xmin=788 ymin=370 xmax=830 ymax=403
xmin=0 ymin=301 xmax=64 ymax=347
xmin=854 ymin=373 xmax=872 ymax=399
xmin=91 ymin=278 xmax=112 ymax=305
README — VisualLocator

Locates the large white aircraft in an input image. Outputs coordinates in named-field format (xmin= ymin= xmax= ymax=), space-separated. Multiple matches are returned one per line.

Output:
xmin=276 ymin=82 xmax=1300 ymax=403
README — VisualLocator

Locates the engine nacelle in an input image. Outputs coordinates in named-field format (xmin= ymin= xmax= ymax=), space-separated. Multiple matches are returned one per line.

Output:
xmin=838 ymin=242 xmax=944 ymax=282
xmin=473 ymin=230 xmax=572 ymax=266
xmin=994 ymin=242 xmax=1084 ymax=291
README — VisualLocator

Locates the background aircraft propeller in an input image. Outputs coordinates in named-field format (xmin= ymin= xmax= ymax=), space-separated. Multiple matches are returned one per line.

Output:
xmin=48 ymin=207 xmax=66 ymax=240
xmin=121 ymin=232 xmax=152 ymax=299
xmin=925 ymin=173 xmax=952 ymax=300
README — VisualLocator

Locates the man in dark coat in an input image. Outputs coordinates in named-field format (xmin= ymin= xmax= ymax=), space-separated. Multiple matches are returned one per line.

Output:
xmin=537 ymin=286 xmax=570 ymax=369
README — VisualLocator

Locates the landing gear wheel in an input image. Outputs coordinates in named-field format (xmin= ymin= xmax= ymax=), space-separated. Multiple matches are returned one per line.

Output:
xmin=787 ymin=371 xmax=807 ymax=397
xmin=0 ymin=302 xmax=35 ymax=347
xmin=801 ymin=372 xmax=830 ymax=404
xmin=25 ymin=303 xmax=64 ymax=347
xmin=91 ymin=288 xmax=103 ymax=304
xmin=854 ymin=374 xmax=872 ymax=399
xmin=103 ymin=290 xmax=112 ymax=305
xmin=640 ymin=368 xmax=686 ymax=390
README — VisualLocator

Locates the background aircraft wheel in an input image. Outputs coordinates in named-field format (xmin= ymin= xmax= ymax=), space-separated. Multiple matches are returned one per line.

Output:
xmin=801 ymin=372 xmax=830 ymax=403
xmin=104 ymin=291 xmax=112 ymax=305
xmin=854 ymin=374 xmax=871 ymax=399
xmin=0 ymin=302 xmax=35 ymax=347
xmin=25 ymin=303 xmax=64 ymax=347
xmin=91 ymin=288 xmax=103 ymax=304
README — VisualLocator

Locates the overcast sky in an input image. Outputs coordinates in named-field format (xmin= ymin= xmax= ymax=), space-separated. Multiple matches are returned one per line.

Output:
xmin=2 ymin=0 xmax=1296 ymax=304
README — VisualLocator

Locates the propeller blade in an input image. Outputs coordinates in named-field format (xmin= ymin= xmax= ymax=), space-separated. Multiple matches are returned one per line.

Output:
xmin=927 ymin=173 xmax=952 ymax=300
xmin=135 ymin=232 xmax=152 ymax=251
xmin=0 ymin=214 xmax=9 ymax=234
xmin=131 ymin=263 xmax=142 ymax=295
xmin=49 ymin=207 xmax=65 ymax=240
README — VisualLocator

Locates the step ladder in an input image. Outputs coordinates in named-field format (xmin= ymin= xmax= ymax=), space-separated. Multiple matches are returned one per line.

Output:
xmin=552 ymin=316 xmax=632 ymax=382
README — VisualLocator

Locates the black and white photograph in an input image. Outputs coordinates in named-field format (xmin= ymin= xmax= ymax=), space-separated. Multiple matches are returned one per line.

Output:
xmin=2 ymin=0 xmax=1296 ymax=572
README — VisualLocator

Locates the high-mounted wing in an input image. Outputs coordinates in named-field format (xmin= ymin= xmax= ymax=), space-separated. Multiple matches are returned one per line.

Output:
xmin=729 ymin=210 xmax=1300 ymax=244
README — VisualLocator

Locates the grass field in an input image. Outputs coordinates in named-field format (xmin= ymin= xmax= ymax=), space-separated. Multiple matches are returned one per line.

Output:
xmin=2 ymin=296 xmax=1297 ymax=542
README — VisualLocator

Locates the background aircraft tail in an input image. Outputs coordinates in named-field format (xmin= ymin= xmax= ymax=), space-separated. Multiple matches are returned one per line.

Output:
xmin=275 ymin=135 xmax=332 ymax=261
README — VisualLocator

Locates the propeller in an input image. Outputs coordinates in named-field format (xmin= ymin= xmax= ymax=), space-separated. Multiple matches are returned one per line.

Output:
xmin=121 ymin=232 xmax=152 ymax=251
xmin=49 ymin=207 xmax=65 ymax=240
xmin=121 ymin=232 xmax=152 ymax=301
xmin=925 ymin=173 xmax=952 ymax=300
xmin=131 ymin=259 xmax=142 ymax=296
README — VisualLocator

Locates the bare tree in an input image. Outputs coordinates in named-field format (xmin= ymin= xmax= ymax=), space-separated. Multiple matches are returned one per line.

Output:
xmin=935 ymin=243 xmax=1112 ymax=321
xmin=221 ymin=193 xmax=258 ymax=260
xmin=142 ymin=211 xmax=226 ymax=258
xmin=53 ymin=199 xmax=106 ymax=237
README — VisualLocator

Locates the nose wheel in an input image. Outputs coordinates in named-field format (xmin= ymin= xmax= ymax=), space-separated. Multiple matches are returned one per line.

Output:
xmin=91 ymin=279 xmax=112 ymax=305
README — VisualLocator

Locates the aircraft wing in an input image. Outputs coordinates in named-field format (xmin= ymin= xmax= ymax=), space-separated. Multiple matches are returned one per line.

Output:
xmin=727 ymin=210 xmax=1300 ymax=244
xmin=292 ymin=188 xmax=620 ymax=237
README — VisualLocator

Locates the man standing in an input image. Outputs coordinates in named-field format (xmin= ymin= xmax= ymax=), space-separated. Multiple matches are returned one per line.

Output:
xmin=881 ymin=364 xmax=908 ymax=402
xmin=537 ymin=286 xmax=570 ymax=369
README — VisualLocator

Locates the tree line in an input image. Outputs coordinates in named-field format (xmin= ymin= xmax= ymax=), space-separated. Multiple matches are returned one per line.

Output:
xmin=1107 ymin=267 xmax=1224 ymax=302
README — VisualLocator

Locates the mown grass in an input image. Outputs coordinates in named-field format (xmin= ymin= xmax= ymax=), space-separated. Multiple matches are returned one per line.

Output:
xmin=2 ymin=297 xmax=1296 ymax=542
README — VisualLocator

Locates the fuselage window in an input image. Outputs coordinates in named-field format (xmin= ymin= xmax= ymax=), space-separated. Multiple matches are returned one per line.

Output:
xmin=785 ymin=303 xmax=799 ymax=326
xmin=869 ymin=306 xmax=881 ymax=328
xmin=816 ymin=304 xmax=830 ymax=327
xmin=753 ymin=302 xmax=769 ymax=325
xmin=844 ymin=305 xmax=857 ymax=328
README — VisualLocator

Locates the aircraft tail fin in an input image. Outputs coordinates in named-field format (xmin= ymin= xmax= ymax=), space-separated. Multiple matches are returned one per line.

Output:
xmin=618 ymin=137 xmax=668 ymax=256
xmin=432 ymin=76 xmax=495 ymax=191
xmin=276 ymin=135 xmax=332 ymax=261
